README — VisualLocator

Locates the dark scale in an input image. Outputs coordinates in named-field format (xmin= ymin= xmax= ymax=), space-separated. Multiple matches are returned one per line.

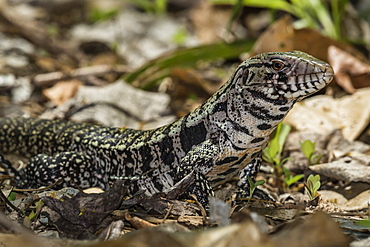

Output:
xmin=257 ymin=124 xmax=272 ymax=130
xmin=0 ymin=51 xmax=333 ymax=206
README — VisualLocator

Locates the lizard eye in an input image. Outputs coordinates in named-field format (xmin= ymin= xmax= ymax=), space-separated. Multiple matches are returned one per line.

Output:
xmin=271 ymin=60 xmax=285 ymax=71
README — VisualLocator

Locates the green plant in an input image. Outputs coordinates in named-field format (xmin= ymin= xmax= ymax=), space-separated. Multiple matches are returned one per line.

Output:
xmin=246 ymin=176 xmax=265 ymax=205
xmin=300 ymin=139 xmax=323 ymax=166
xmin=212 ymin=0 xmax=348 ymax=40
xmin=88 ymin=8 xmax=119 ymax=23
xmin=7 ymin=192 xmax=16 ymax=201
xmin=23 ymin=199 xmax=44 ymax=228
xmin=172 ymin=28 xmax=188 ymax=46
xmin=263 ymin=123 xmax=291 ymax=172
xmin=356 ymin=219 xmax=370 ymax=228
xmin=46 ymin=24 xmax=59 ymax=36
xmin=126 ymin=0 xmax=167 ymax=14
xmin=305 ymin=174 xmax=321 ymax=200
xmin=282 ymin=166 xmax=304 ymax=187
xmin=124 ymin=39 xmax=254 ymax=88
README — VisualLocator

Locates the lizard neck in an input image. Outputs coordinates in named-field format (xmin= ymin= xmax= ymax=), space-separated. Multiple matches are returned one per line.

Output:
xmin=180 ymin=72 xmax=296 ymax=151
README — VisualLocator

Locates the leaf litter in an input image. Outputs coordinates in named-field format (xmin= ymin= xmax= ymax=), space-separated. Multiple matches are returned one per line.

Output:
xmin=0 ymin=1 xmax=369 ymax=246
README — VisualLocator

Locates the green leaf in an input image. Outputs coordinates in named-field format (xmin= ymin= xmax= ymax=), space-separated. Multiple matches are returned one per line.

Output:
xmin=212 ymin=0 xmax=347 ymax=40
xmin=305 ymin=174 xmax=321 ymax=199
xmin=262 ymin=123 xmax=291 ymax=167
xmin=246 ymin=176 xmax=266 ymax=205
xmin=304 ymin=187 xmax=311 ymax=198
xmin=283 ymin=166 xmax=303 ymax=186
xmin=267 ymin=138 xmax=280 ymax=160
xmin=35 ymin=199 xmax=44 ymax=212
xmin=247 ymin=176 xmax=254 ymax=187
xmin=171 ymin=28 xmax=188 ymax=46
xmin=311 ymin=153 xmax=324 ymax=165
xmin=313 ymin=180 xmax=321 ymax=191
xmin=282 ymin=165 xmax=291 ymax=179
xmin=28 ymin=211 xmax=36 ymax=221
xmin=276 ymin=123 xmax=291 ymax=150
xmin=255 ymin=180 xmax=266 ymax=187
xmin=280 ymin=157 xmax=291 ymax=166
xmin=311 ymin=174 xmax=321 ymax=184
xmin=213 ymin=0 xmax=295 ymax=14
xmin=7 ymin=192 xmax=16 ymax=201
xmin=88 ymin=8 xmax=119 ymax=23
xmin=288 ymin=174 xmax=304 ymax=185
xmin=124 ymin=40 xmax=254 ymax=89
xmin=227 ymin=0 xmax=245 ymax=31
xmin=356 ymin=219 xmax=370 ymax=228
xmin=301 ymin=140 xmax=315 ymax=159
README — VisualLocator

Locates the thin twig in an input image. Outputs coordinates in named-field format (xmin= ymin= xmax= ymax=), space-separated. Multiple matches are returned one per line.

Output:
xmin=190 ymin=194 xmax=207 ymax=225
xmin=33 ymin=64 xmax=130 ymax=87
xmin=162 ymin=203 xmax=174 ymax=224
xmin=12 ymin=179 xmax=64 ymax=192
xmin=0 ymin=188 xmax=23 ymax=215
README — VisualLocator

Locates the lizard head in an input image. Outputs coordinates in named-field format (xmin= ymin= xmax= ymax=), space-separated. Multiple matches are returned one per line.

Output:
xmin=235 ymin=51 xmax=334 ymax=102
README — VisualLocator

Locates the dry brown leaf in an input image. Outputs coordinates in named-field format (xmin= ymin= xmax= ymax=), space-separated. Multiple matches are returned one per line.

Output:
xmin=341 ymin=190 xmax=370 ymax=211
xmin=319 ymin=190 xmax=348 ymax=205
xmin=252 ymin=15 xmax=366 ymax=63
xmin=91 ymin=229 xmax=186 ymax=247
xmin=271 ymin=212 xmax=349 ymax=247
xmin=328 ymin=45 xmax=370 ymax=93
xmin=177 ymin=215 xmax=204 ymax=227
xmin=320 ymin=190 xmax=370 ymax=211
xmin=252 ymin=15 xmax=294 ymax=54
xmin=42 ymin=79 xmax=82 ymax=106
xmin=189 ymin=1 xmax=245 ymax=43
xmin=171 ymin=67 xmax=220 ymax=96
xmin=284 ymin=87 xmax=370 ymax=141
xmin=190 ymin=1 xmax=227 ymax=43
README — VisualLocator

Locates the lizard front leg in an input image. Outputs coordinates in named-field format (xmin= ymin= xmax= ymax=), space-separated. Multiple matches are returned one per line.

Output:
xmin=236 ymin=155 xmax=275 ymax=204
xmin=176 ymin=139 xmax=219 ymax=206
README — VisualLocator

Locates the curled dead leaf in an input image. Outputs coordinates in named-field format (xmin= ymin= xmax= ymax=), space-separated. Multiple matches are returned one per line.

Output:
xmin=42 ymin=80 xmax=81 ymax=106
xmin=328 ymin=46 xmax=370 ymax=93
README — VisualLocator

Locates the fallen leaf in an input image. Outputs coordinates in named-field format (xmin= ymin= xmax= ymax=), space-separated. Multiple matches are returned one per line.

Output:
xmin=170 ymin=67 xmax=220 ymax=96
xmin=90 ymin=219 xmax=275 ymax=247
xmin=319 ymin=190 xmax=348 ymax=205
xmin=320 ymin=190 xmax=370 ymax=211
xmin=271 ymin=211 xmax=349 ymax=247
xmin=42 ymin=79 xmax=81 ymax=106
xmin=177 ymin=215 xmax=204 ymax=227
xmin=284 ymin=87 xmax=370 ymax=141
xmin=90 ymin=227 xmax=187 ymax=247
xmin=328 ymin=45 xmax=370 ymax=93
xmin=42 ymin=181 xmax=127 ymax=239
xmin=252 ymin=15 xmax=366 ymax=63
xmin=189 ymin=1 xmax=242 ymax=44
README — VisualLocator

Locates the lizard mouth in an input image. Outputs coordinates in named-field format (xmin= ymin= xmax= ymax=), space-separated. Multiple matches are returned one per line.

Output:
xmin=249 ymin=67 xmax=334 ymax=100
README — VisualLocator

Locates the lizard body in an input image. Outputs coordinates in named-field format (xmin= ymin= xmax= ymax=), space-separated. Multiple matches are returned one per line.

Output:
xmin=0 ymin=51 xmax=334 ymax=205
